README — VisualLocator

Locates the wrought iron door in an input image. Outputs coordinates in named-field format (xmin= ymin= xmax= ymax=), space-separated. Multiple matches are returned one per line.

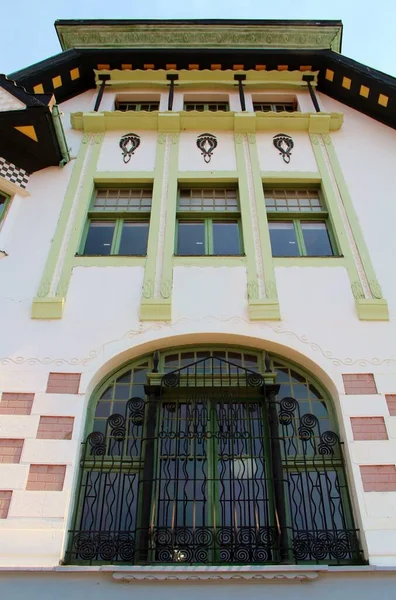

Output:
xmin=66 ymin=355 xmax=362 ymax=565
xmin=152 ymin=386 xmax=275 ymax=564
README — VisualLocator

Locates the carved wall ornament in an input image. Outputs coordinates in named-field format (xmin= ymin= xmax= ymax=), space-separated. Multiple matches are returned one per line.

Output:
xmin=2 ymin=316 xmax=396 ymax=368
xmin=119 ymin=133 xmax=141 ymax=163
xmin=273 ymin=133 xmax=294 ymax=164
xmin=196 ymin=133 xmax=217 ymax=163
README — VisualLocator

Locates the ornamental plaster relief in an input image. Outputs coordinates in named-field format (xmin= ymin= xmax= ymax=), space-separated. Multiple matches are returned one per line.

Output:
xmin=1 ymin=315 xmax=395 ymax=371
xmin=59 ymin=25 xmax=341 ymax=52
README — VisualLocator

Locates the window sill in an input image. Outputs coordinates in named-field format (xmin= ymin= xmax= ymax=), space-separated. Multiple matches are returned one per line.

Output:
xmin=273 ymin=255 xmax=344 ymax=267
xmin=173 ymin=255 xmax=246 ymax=266
xmin=74 ymin=255 xmax=146 ymax=267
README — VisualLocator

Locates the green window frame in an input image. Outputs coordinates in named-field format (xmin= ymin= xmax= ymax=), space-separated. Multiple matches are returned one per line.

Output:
xmin=253 ymin=102 xmax=297 ymax=113
xmin=115 ymin=101 xmax=160 ymax=112
xmin=0 ymin=191 xmax=10 ymax=223
xmin=264 ymin=188 xmax=338 ymax=257
xmin=183 ymin=102 xmax=229 ymax=112
xmin=79 ymin=187 xmax=152 ymax=257
xmin=66 ymin=347 xmax=361 ymax=567
xmin=175 ymin=187 xmax=243 ymax=256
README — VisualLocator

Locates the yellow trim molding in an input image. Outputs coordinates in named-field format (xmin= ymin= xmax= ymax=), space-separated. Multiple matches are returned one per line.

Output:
xmin=71 ymin=110 xmax=343 ymax=134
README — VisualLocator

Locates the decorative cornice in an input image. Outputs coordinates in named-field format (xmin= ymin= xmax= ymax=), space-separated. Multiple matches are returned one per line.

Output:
xmin=110 ymin=566 xmax=320 ymax=583
xmin=56 ymin=23 xmax=342 ymax=52
xmin=71 ymin=111 xmax=343 ymax=134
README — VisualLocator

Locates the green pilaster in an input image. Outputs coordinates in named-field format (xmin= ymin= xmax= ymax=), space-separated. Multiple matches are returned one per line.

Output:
xmin=234 ymin=128 xmax=281 ymax=320
xmin=310 ymin=133 xmax=388 ymax=321
xmin=140 ymin=132 xmax=179 ymax=321
xmin=32 ymin=133 xmax=102 ymax=319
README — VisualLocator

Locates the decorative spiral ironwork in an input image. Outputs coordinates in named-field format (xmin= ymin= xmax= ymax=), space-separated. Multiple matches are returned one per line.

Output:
xmin=318 ymin=430 xmax=339 ymax=455
xmin=108 ymin=413 xmax=126 ymax=440
xmin=237 ymin=527 xmax=256 ymax=545
xmin=87 ymin=431 xmax=106 ymax=455
xmin=217 ymin=527 xmax=233 ymax=546
xmin=68 ymin=359 xmax=362 ymax=567
xmin=278 ymin=396 xmax=298 ymax=425
xmin=127 ymin=397 xmax=145 ymax=426
xmin=175 ymin=528 xmax=193 ymax=546
xmin=153 ymin=528 xmax=172 ymax=546
xmin=246 ymin=372 xmax=264 ymax=388
xmin=162 ymin=372 xmax=179 ymax=387
xmin=280 ymin=397 xmax=298 ymax=413
xmin=298 ymin=413 xmax=318 ymax=440
xmin=292 ymin=530 xmax=358 ymax=561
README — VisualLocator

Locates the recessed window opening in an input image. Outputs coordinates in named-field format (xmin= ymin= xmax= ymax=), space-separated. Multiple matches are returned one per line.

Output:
xmin=115 ymin=94 xmax=161 ymax=111
xmin=265 ymin=188 xmax=336 ymax=257
xmin=65 ymin=347 xmax=362 ymax=566
xmin=252 ymin=94 xmax=298 ymax=112
xmin=183 ymin=94 xmax=229 ymax=112
xmin=176 ymin=187 xmax=242 ymax=256
xmin=80 ymin=187 xmax=152 ymax=256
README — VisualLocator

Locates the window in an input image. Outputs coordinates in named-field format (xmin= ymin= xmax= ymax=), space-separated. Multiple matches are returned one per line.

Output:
xmin=115 ymin=101 xmax=160 ymax=112
xmin=265 ymin=188 xmax=336 ymax=257
xmin=184 ymin=102 xmax=229 ymax=112
xmin=80 ymin=188 xmax=151 ymax=256
xmin=67 ymin=348 xmax=362 ymax=566
xmin=176 ymin=188 xmax=242 ymax=256
xmin=253 ymin=102 xmax=297 ymax=112
xmin=0 ymin=192 xmax=10 ymax=222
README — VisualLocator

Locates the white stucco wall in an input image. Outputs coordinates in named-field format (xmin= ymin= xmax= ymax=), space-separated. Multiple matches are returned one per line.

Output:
xmin=0 ymin=83 xmax=396 ymax=571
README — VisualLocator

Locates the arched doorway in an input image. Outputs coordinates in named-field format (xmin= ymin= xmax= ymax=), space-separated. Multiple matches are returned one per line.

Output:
xmin=66 ymin=346 xmax=362 ymax=566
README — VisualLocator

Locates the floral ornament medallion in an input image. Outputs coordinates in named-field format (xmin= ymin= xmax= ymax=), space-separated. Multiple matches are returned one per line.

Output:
xmin=273 ymin=133 xmax=294 ymax=164
xmin=119 ymin=133 xmax=141 ymax=164
xmin=196 ymin=133 xmax=218 ymax=163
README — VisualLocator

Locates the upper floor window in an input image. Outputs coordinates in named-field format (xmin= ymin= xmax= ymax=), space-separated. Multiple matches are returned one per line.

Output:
xmin=253 ymin=101 xmax=297 ymax=113
xmin=265 ymin=188 xmax=336 ymax=257
xmin=0 ymin=192 xmax=10 ymax=222
xmin=115 ymin=101 xmax=160 ymax=112
xmin=184 ymin=102 xmax=229 ymax=112
xmin=80 ymin=188 xmax=151 ymax=256
xmin=176 ymin=188 xmax=242 ymax=256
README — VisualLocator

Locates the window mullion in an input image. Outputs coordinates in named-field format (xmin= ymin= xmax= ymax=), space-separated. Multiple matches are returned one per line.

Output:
xmin=294 ymin=220 xmax=306 ymax=256
xmin=206 ymin=218 xmax=212 ymax=255
xmin=112 ymin=219 xmax=123 ymax=255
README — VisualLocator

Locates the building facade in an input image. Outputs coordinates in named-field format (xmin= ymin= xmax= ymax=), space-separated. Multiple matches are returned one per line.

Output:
xmin=0 ymin=19 xmax=396 ymax=598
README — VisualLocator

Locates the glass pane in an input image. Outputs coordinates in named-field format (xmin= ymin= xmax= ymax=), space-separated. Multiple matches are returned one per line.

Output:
xmin=0 ymin=194 xmax=6 ymax=219
xmin=268 ymin=222 xmax=299 ymax=256
xmin=301 ymin=222 xmax=333 ymax=256
xmin=177 ymin=221 xmax=205 ymax=255
xmin=83 ymin=221 xmax=115 ymax=255
xmin=119 ymin=222 xmax=149 ymax=255
xmin=212 ymin=221 xmax=241 ymax=255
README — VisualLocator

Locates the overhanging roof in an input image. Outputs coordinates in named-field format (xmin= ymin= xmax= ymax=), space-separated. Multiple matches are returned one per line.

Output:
xmin=55 ymin=19 xmax=343 ymax=53
xmin=0 ymin=75 xmax=64 ymax=173
xmin=6 ymin=19 xmax=396 ymax=131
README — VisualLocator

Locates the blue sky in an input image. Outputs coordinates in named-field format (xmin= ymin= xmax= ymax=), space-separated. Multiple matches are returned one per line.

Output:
xmin=2 ymin=0 xmax=396 ymax=77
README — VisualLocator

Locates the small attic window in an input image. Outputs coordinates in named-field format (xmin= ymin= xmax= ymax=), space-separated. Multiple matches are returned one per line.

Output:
xmin=115 ymin=101 xmax=160 ymax=112
xmin=252 ymin=95 xmax=298 ymax=113
xmin=253 ymin=101 xmax=298 ymax=113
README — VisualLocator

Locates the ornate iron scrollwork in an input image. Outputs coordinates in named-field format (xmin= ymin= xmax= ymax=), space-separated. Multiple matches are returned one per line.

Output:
xmin=196 ymin=133 xmax=218 ymax=163
xmin=119 ymin=132 xmax=141 ymax=163
xmin=273 ymin=133 xmax=294 ymax=164
xmin=67 ymin=356 xmax=362 ymax=567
